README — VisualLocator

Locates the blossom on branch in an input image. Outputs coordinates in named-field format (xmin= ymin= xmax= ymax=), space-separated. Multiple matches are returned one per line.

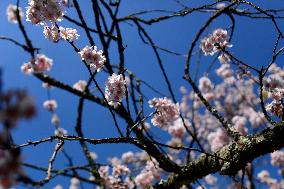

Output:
xmin=26 ymin=0 xmax=65 ymax=24
xmin=73 ymin=80 xmax=87 ymax=92
xmin=79 ymin=45 xmax=106 ymax=71
xmin=43 ymin=24 xmax=60 ymax=42
xmin=21 ymin=54 xmax=53 ymax=74
xmin=6 ymin=4 xmax=23 ymax=24
xmin=43 ymin=99 xmax=58 ymax=112
xmin=148 ymin=97 xmax=179 ymax=129
xmin=270 ymin=150 xmax=284 ymax=166
xmin=105 ymin=73 xmax=127 ymax=107
xmin=59 ymin=26 xmax=79 ymax=42
xmin=200 ymin=28 xmax=232 ymax=59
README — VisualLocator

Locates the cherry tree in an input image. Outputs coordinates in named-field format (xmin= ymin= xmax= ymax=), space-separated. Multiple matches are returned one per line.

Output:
xmin=1 ymin=0 xmax=284 ymax=188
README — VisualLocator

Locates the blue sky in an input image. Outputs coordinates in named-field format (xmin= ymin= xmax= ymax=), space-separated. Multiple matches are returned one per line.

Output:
xmin=1 ymin=0 xmax=284 ymax=188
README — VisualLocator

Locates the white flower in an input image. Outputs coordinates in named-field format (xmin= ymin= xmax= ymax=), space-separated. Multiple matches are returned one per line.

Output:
xmin=105 ymin=73 xmax=127 ymax=107
xmin=200 ymin=28 xmax=232 ymax=56
xmin=73 ymin=80 xmax=87 ymax=92
xmin=59 ymin=27 xmax=79 ymax=42
xmin=148 ymin=97 xmax=179 ymax=128
xmin=43 ymin=99 xmax=58 ymax=111
xmin=54 ymin=127 xmax=67 ymax=137
xmin=6 ymin=4 xmax=23 ymax=24
xmin=51 ymin=114 xmax=60 ymax=125
xmin=79 ymin=46 xmax=105 ymax=71
xmin=21 ymin=54 xmax=53 ymax=74
xmin=43 ymin=24 xmax=60 ymax=42
xmin=270 ymin=150 xmax=284 ymax=166
xmin=26 ymin=0 xmax=65 ymax=25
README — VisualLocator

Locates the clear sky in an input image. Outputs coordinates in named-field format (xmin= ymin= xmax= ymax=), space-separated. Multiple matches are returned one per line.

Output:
xmin=1 ymin=0 xmax=284 ymax=188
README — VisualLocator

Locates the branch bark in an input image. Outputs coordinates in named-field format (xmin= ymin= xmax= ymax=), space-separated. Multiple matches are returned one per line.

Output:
xmin=154 ymin=123 xmax=284 ymax=188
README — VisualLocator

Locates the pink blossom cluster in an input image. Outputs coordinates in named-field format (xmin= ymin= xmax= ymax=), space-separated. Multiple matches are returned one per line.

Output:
xmin=6 ymin=4 xmax=23 ymax=24
xmin=204 ymin=174 xmax=217 ymax=186
xmin=148 ymin=97 xmax=180 ymax=129
xmin=266 ymin=100 xmax=284 ymax=117
xmin=207 ymin=128 xmax=230 ymax=152
xmin=43 ymin=25 xmax=79 ymax=43
xmin=266 ymin=86 xmax=284 ymax=117
xmin=90 ymin=151 xmax=165 ymax=189
xmin=98 ymin=164 xmax=134 ymax=189
xmin=43 ymin=99 xmax=58 ymax=112
xmin=21 ymin=54 xmax=53 ymax=74
xmin=218 ymin=53 xmax=231 ymax=64
xmin=54 ymin=127 xmax=67 ymax=137
xmin=199 ymin=76 xmax=214 ymax=93
xmin=112 ymin=164 xmax=130 ymax=177
xmin=69 ymin=177 xmax=80 ymax=189
xmin=191 ymin=76 xmax=215 ymax=105
xmin=121 ymin=151 xmax=135 ymax=163
xmin=105 ymin=73 xmax=127 ymax=107
xmin=232 ymin=116 xmax=248 ymax=135
xmin=43 ymin=24 xmax=60 ymax=42
xmin=59 ymin=26 xmax=79 ymax=42
xmin=198 ymin=76 xmax=216 ymax=101
xmin=42 ymin=82 xmax=53 ymax=89
xmin=73 ymin=80 xmax=87 ymax=92
xmin=134 ymin=160 xmax=161 ymax=189
xmin=53 ymin=185 xmax=63 ymax=189
xmin=61 ymin=0 xmax=71 ymax=7
xmin=26 ymin=0 xmax=64 ymax=25
xmin=266 ymin=63 xmax=284 ymax=83
xmin=270 ymin=150 xmax=284 ymax=166
xmin=216 ymin=64 xmax=234 ymax=79
xmin=264 ymin=64 xmax=284 ymax=91
xmin=167 ymin=118 xmax=188 ymax=138
xmin=263 ymin=64 xmax=284 ymax=118
xmin=51 ymin=113 xmax=60 ymax=125
xmin=200 ymin=28 xmax=232 ymax=64
xmin=90 ymin=152 xmax=98 ymax=160
xmin=257 ymin=170 xmax=278 ymax=188
xmin=79 ymin=45 xmax=106 ymax=71
xmin=166 ymin=137 xmax=183 ymax=154
xmin=120 ymin=151 xmax=148 ymax=164
xmin=179 ymin=62 xmax=268 ymax=152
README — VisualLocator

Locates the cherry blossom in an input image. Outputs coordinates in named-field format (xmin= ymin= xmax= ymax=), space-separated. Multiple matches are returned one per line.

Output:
xmin=51 ymin=114 xmax=60 ymax=125
xmin=218 ymin=53 xmax=231 ymax=64
xmin=148 ymin=97 xmax=180 ymax=128
xmin=54 ymin=127 xmax=67 ymax=137
xmin=43 ymin=24 xmax=60 ymax=42
xmin=168 ymin=118 xmax=188 ymax=138
xmin=200 ymin=28 xmax=232 ymax=56
xmin=69 ymin=177 xmax=80 ymax=189
xmin=112 ymin=164 xmax=130 ymax=177
xmin=232 ymin=116 xmax=248 ymax=135
xmin=270 ymin=150 xmax=284 ymax=166
xmin=6 ymin=4 xmax=23 ymax=24
xmin=59 ymin=26 xmax=79 ymax=42
xmin=207 ymin=128 xmax=230 ymax=152
xmin=105 ymin=73 xmax=127 ymax=107
xmin=73 ymin=80 xmax=87 ymax=92
xmin=26 ymin=0 xmax=65 ymax=25
xmin=79 ymin=45 xmax=106 ymax=71
xmin=21 ymin=54 xmax=53 ymax=74
xmin=43 ymin=99 xmax=58 ymax=111
xmin=121 ymin=151 xmax=135 ymax=163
